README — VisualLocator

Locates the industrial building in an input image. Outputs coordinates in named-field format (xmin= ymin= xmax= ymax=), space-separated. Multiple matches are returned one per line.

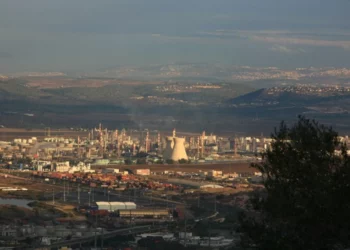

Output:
xmin=96 ymin=201 xmax=136 ymax=211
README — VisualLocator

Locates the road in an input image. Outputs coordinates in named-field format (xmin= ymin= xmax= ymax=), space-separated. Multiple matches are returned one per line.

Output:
xmin=36 ymin=225 xmax=166 ymax=249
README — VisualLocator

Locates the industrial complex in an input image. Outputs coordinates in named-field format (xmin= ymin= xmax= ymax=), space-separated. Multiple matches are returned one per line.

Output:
xmin=0 ymin=125 xmax=280 ymax=249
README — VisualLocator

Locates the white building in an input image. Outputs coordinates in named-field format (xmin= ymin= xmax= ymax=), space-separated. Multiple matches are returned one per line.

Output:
xmin=55 ymin=161 xmax=70 ymax=172
xmin=208 ymin=170 xmax=223 ymax=177
xmin=68 ymin=162 xmax=94 ymax=173
xmin=34 ymin=160 xmax=52 ymax=171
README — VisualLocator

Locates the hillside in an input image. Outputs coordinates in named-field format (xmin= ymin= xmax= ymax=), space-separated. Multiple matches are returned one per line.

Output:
xmin=3 ymin=77 xmax=350 ymax=134
xmin=229 ymin=86 xmax=350 ymax=107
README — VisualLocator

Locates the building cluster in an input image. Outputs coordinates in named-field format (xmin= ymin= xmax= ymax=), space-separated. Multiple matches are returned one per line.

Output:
xmin=267 ymin=85 xmax=350 ymax=97
xmin=34 ymin=160 xmax=94 ymax=173
xmin=0 ymin=126 xmax=279 ymax=173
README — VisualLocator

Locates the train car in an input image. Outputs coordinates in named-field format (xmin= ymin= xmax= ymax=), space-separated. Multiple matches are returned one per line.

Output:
xmin=90 ymin=209 xmax=109 ymax=216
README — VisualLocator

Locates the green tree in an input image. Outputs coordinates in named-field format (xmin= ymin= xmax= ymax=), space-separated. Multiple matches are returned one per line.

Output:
xmin=166 ymin=159 xmax=175 ymax=164
xmin=136 ymin=158 xmax=147 ymax=164
xmin=124 ymin=159 xmax=132 ymax=165
xmin=240 ymin=116 xmax=350 ymax=250
xmin=116 ymin=175 xmax=122 ymax=182
xmin=178 ymin=158 xmax=188 ymax=164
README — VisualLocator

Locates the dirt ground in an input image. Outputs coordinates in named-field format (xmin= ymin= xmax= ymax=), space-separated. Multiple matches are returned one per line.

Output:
xmin=0 ymin=173 xmax=64 ymax=199
xmin=93 ymin=162 xmax=255 ymax=174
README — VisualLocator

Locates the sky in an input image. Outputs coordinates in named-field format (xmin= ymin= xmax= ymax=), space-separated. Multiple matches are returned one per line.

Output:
xmin=1 ymin=0 xmax=350 ymax=73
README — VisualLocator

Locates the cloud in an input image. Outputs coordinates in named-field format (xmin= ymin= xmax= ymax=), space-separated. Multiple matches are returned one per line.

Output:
xmin=251 ymin=35 xmax=350 ymax=50
xmin=149 ymin=34 xmax=235 ymax=45
xmin=269 ymin=45 xmax=305 ymax=54
xmin=194 ymin=29 xmax=350 ymax=50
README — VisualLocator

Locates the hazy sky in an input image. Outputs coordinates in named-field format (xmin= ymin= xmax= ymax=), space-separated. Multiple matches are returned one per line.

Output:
xmin=1 ymin=0 xmax=350 ymax=73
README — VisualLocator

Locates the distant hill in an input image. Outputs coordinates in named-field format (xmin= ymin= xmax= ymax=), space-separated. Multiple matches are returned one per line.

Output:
xmin=229 ymin=87 xmax=350 ymax=106
xmin=229 ymin=88 xmax=267 ymax=104
xmin=0 ymin=79 xmax=51 ymax=100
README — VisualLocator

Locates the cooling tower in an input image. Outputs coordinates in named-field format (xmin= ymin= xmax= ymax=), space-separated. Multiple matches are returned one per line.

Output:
xmin=170 ymin=137 xmax=188 ymax=161
xmin=163 ymin=136 xmax=174 ymax=160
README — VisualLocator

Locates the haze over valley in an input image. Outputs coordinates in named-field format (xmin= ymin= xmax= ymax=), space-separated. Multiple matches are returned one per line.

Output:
xmin=1 ymin=64 xmax=350 ymax=134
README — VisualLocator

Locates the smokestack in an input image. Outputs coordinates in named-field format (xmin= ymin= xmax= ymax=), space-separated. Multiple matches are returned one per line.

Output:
xmin=157 ymin=133 xmax=161 ymax=153
xmin=163 ymin=136 xmax=174 ymax=160
xmin=145 ymin=131 xmax=149 ymax=153
xmin=201 ymin=131 xmax=205 ymax=158
xmin=197 ymin=137 xmax=200 ymax=159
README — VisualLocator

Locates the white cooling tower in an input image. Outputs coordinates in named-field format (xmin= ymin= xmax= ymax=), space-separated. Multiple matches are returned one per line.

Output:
xmin=170 ymin=137 xmax=188 ymax=161
xmin=163 ymin=136 xmax=174 ymax=160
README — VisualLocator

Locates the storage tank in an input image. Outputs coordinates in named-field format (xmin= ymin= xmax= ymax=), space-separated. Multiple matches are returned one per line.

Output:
xmin=163 ymin=136 xmax=174 ymax=160
xmin=170 ymin=137 xmax=188 ymax=161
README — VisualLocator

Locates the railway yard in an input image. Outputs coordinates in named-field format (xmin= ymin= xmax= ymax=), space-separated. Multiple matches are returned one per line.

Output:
xmin=0 ymin=165 xmax=261 ymax=249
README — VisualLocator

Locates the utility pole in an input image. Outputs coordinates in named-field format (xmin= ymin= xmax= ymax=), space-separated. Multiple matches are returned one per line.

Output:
xmin=63 ymin=180 xmax=66 ymax=202
xmin=52 ymin=189 xmax=55 ymax=205
xmin=214 ymin=195 xmax=217 ymax=213
xmin=209 ymin=221 xmax=211 ymax=247
xmin=94 ymin=214 xmax=97 ymax=248
xmin=88 ymin=190 xmax=91 ymax=207
xmin=78 ymin=184 xmax=80 ymax=205
xmin=101 ymin=228 xmax=104 ymax=249
xmin=184 ymin=211 xmax=187 ymax=247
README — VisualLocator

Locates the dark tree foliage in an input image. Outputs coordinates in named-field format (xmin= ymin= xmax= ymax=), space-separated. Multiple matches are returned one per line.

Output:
xmin=124 ymin=159 xmax=132 ymax=165
xmin=178 ymin=158 xmax=188 ymax=164
xmin=136 ymin=158 xmax=147 ymax=164
xmin=240 ymin=116 xmax=350 ymax=250
xmin=166 ymin=159 xmax=175 ymax=164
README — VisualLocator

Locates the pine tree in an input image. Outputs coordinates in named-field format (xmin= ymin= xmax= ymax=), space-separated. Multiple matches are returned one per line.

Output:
xmin=240 ymin=116 xmax=350 ymax=250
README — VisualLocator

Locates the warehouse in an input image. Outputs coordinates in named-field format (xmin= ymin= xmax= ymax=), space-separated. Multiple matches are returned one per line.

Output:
xmin=96 ymin=201 xmax=136 ymax=212
xmin=96 ymin=201 xmax=111 ymax=211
